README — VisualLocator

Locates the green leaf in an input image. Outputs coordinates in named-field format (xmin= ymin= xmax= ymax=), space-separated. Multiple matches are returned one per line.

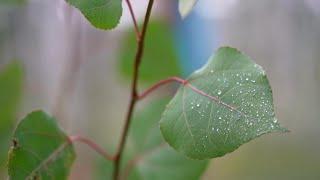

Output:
xmin=118 ymin=21 xmax=181 ymax=83
xmin=178 ymin=0 xmax=198 ymax=18
xmin=0 ymin=62 xmax=23 ymax=166
xmin=66 ymin=0 xmax=122 ymax=30
xmin=160 ymin=47 xmax=288 ymax=160
xmin=7 ymin=111 xmax=76 ymax=179
xmin=126 ymin=99 xmax=208 ymax=179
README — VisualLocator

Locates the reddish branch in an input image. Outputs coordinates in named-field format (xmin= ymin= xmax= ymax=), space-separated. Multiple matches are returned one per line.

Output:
xmin=139 ymin=76 xmax=239 ymax=111
xmin=113 ymin=0 xmax=154 ymax=179
xmin=138 ymin=77 xmax=187 ymax=100
xmin=69 ymin=135 xmax=114 ymax=161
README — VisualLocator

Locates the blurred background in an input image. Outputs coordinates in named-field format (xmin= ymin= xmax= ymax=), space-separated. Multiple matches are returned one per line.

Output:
xmin=0 ymin=0 xmax=320 ymax=179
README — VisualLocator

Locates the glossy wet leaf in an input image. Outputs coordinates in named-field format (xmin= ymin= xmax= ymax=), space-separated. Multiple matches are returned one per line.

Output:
xmin=0 ymin=62 xmax=23 ymax=166
xmin=8 ymin=111 xmax=76 ymax=179
xmin=179 ymin=0 xmax=198 ymax=18
xmin=66 ymin=0 xmax=122 ymax=30
xmin=119 ymin=21 xmax=181 ymax=84
xmin=160 ymin=47 xmax=288 ymax=160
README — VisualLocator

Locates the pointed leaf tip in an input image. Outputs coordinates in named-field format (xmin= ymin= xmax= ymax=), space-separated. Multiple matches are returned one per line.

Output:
xmin=66 ymin=0 xmax=122 ymax=30
xmin=179 ymin=0 xmax=198 ymax=18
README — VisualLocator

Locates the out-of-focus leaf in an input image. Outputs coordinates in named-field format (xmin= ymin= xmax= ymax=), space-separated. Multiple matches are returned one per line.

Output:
xmin=7 ymin=111 xmax=76 ymax=179
xmin=179 ymin=0 xmax=198 ymax=18
xmin=0 ymin=62 xmax=23 ymax=166
xmin=160 ymin=47 xmax=288 ymax=160
xmin=0 ymin=0 xmax=26 ymax=5
xmin=126 ymin=99 xmax=208 ymax=179
xmin=118 ymin=21 xmax=181 ymax=84
xmin=66 ymin=0 xmax=122 ymax=30
xmin=95 ymin=99 xmax=208 ymax=180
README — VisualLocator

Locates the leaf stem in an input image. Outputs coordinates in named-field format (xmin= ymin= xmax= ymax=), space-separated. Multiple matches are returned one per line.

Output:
xmin=138 ymin=76 xmax=187 ymax=100
xmin=139 ymin=76 xmax=239 ymax=112
xmin=125 ymin=0 xmax=140 ymax=39
xmin=69 ymin=135 xmax=114 ymax=161
xmin=113 ymin=0 xmax=154 ymax=179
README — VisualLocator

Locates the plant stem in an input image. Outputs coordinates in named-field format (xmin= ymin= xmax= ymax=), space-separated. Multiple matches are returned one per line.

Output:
xmin=69 ymin=135 xmax=114 ymax=161
xmin=113 ymin=0 xmax=154 ymax=179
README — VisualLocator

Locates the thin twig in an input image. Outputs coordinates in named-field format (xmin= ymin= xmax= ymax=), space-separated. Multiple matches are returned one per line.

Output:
xmin=113 ymin=0 xmax=154 ymax=179
xmin=125 ymin=0 xmax=140 ymax=39
xmin=69 ymin=135 xmax=114 ymax=161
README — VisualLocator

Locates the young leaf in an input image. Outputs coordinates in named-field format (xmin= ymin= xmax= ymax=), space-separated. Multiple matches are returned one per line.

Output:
xmin=160 ymin=47 xmax=288 ymax=160
xmin=119 ymin=21 xmax=181 ymax=84
xmin=125 ymin=99 xmax=208 ymax=179
xmin=66 ymin=0 xmax=122 ymax=30
xmin=7 ymin=111 xmax=76 ymax=179
xmin=179 ymin=0 xmax=198 ymax=18
xmin=0 ymin=62 xmax=23 ymax=166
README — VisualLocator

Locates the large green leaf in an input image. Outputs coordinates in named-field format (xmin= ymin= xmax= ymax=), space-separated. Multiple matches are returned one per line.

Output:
xmin=118 ymin=21 xmax=181 ymax=84
xmin=7 ymin=111 xmax=76 ymax=179
xmin=160 ymin=47 xmax=288 ymax=160
xmin=178 ymin=0 xmax=198 ymax=18
xmin=126 ymin=99 xmax=208 ymax=180
xmin=0 ymin=62 xmax=23 ymax=166
xmin=66 ymin=0 xmax=122 ymax=30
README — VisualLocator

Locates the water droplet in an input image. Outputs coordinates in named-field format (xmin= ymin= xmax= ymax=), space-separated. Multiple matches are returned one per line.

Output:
xmin=196 ymin=104 xmax=200 ymax=107
xmin=218 ymin=117 xmax=222 ymax=120
xmin=246 ymin=78 xmax=249 ymax=81
xmin=251 ymin=80 xmax=256 ymax=83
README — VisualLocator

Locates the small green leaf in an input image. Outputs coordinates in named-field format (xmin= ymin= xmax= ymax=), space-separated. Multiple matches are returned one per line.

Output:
xmin=118 ymin=21 xmax=181 ymax=84
xmin=160 ymin=47 xmax=288 ymax=160
xmin=126 ymin=99 xmax=208 ymax=179
xmin=66 ymin=0 xmax=122 ymax=30
xmin=8 ymin=111 xmax=76 ymax=179
xmin=0 ymin=62 xmax=23 ymax=166
xmin=179 ymin=0 xmax=198 ymax=18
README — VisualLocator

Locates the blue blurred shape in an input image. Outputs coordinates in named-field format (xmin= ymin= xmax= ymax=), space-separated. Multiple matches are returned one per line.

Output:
xmin=173 ymin=2 xmax=219 ymax=76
